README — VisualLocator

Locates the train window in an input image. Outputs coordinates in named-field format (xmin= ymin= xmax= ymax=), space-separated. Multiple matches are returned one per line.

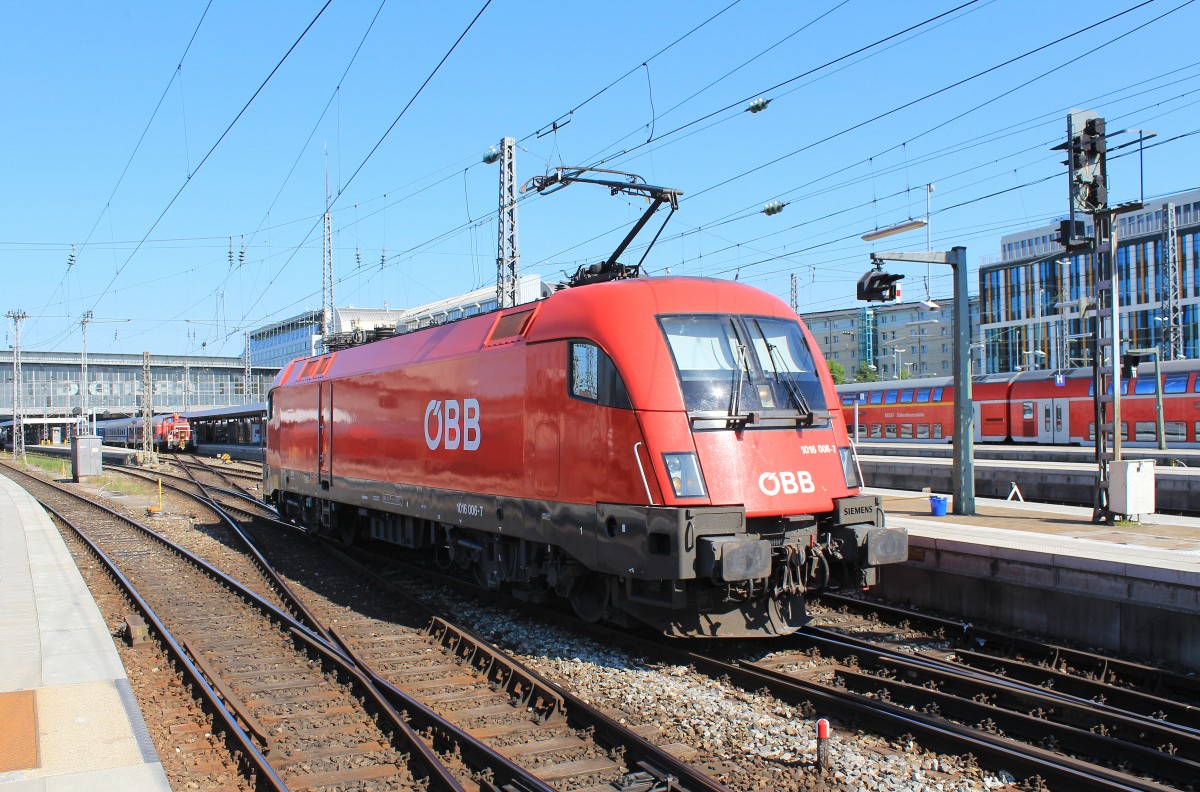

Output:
xmin=899 ymin=390 xmax=913 ymax=403
xmin=916 ymin=423 xmax=930 ymax=439
xmin=569 ymin=342 xmax=632 ymax=409
xmin=884 ymin=390 xmax=898 ymax=404
xmin=932 ymin=387 xmax=944 ymax=402
xmin=1089 ymin=379 xmax=1129 ymax=396
xmin=659 ymin=314 xmax=827 ymax=415
xmin=884 ymin=424 xmax=897 ymax=438
xmin=572 ymin=343 xmax=599 ymax=400
xmin=841 ymin=393 xmax=856 ymax=406
xmin=1133 ymin=378 xmax=1159 ymax=395
xmin=1165 ymin=421 xmax=1186 ymax=442
xmin=900 ymin=423 xmax=913 ymax=438
xmin=1135 ymin=422 xmax=1158 ymax=442
xmin=869 ymin=424 xmax=882 ymax=438
xmin=1163 ymin=375 xmax=1187 ymax=394
xmin=916 ymin=388 xmax=930 ymax=403
xmin=870 ymin=391 xmax=883 ymax=404
xmin=1022 ymin=402 xmax=1034 ymax=420
xmin=932 ymin=424 xmax=943 ymax=439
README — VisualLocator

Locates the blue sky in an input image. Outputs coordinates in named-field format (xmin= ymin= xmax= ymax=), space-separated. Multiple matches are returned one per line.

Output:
xmin=3 ymin=0 xmax=1199 ymax=357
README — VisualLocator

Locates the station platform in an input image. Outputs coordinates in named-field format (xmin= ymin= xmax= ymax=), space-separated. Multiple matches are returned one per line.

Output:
xmin=868 ymin=486 xmax=1200 ymax=669
xmin=859 ymin=453 xmax=1198 ymax=512
xmin=0 ymin=475 xmax=169 ymax=790
xmin=18 ymin=443 xmax=139 ymax=467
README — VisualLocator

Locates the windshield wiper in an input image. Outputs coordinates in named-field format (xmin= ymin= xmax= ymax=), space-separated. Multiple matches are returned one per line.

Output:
xmin=767 ymin=343 xmax=814 ymax=424
xmin=729 ymin=341 xmax=748 ymax=420
xmin=750 ymin=321 xmax=814 ymax=424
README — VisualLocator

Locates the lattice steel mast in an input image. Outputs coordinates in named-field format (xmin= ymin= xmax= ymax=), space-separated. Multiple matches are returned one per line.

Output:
xmin=140 ymin=351 xmax=156 ymax=465
xmin=244 ymin=333 xmax=253 ymax=404
xmin=322 ymin=151 xmax=334 ymax=347
xmin=80 ymin=310 xmax=93 ymax=435
xmin=7 ymin=310 xmax=27 ymax=463
xmin=496 ymin=137 xmax=519 ymax=308
xmin=1161 ymin=201 xmax=1182 ymax=360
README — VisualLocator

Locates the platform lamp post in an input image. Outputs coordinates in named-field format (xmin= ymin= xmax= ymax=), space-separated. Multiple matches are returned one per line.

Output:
xmin=864 ymin=247 xmax=974 ymax=515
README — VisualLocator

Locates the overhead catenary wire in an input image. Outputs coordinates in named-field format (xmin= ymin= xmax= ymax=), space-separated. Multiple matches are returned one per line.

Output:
xmin=30 ymin=0 xmax=214 ymax=338
xmin=84 ymin=0 xmax=337 ymax=322
xmin=235 ymin=0 xmax=495 ymax=341
xmin=534 ymin=0 xmax=1187 ymax=271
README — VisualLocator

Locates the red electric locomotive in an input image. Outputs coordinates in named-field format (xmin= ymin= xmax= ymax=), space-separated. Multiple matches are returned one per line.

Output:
xmin=265 ymin=276 xmax=908 ymax=637
xmin=836 ymin=358 xmax=1200 ymax=447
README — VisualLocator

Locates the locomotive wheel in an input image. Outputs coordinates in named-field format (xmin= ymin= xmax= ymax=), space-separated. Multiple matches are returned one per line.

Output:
xmin=568 ymin=574 xmax=609 ymax=623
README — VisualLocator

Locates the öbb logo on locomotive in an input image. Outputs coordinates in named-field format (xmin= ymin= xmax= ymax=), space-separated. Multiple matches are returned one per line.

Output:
xmin=757 ymin=470 xmax=816 ymax=496
xmin=423 ymin=398 xmax=481 ymax=451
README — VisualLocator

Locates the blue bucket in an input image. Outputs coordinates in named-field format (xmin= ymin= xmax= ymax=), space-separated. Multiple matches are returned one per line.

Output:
xmin=929 ymin=496 xmax=948 ymax=517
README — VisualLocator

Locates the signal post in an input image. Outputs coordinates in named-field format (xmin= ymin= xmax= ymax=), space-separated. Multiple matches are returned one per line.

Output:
xmin=858 ymin=248 xmax=975 ymax=516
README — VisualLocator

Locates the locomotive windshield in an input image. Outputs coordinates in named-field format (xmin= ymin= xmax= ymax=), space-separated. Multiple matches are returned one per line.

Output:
xmin=659 ymin=314 xmax=827 ymax=422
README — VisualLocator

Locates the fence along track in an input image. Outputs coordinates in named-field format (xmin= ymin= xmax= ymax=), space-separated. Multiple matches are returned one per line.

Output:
xmin=0 ymin=463 xmax=465 ymax=791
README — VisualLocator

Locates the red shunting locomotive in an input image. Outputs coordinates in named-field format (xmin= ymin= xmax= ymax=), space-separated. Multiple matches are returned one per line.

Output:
xmin=265 ymin=276 xmax=907 ymax=637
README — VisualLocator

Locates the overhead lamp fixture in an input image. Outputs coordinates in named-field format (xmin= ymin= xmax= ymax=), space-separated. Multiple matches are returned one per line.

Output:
xmin=920 ymin=299 xmax=940 ymax=311
xmin=861 ymin=218 xmax=928 ymax=242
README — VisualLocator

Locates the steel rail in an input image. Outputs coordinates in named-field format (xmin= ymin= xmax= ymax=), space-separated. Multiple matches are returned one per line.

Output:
xmin=357 ymin=550 xmax=1178 ymax=791
xmin=2 ymin=463 xmax=468 ymax=792
xmin=134 ymin=462 xmax=590 ymax=792
xmin=321 ymin=539 xmax=732 ymax=792
xmin=32 ymin=496 xmax=288 ymax=792
xmin=820 ymin=592 xmax=1200 ymax=702
xmin=802 ymin=625 xmax=1200 ymax=741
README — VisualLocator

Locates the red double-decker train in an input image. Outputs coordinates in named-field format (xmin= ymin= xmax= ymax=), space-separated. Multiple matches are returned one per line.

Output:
xmin=836 ymin=358 xmax=1200 ymax=448
xmin=265 ymin=276 xmax=908 ymax=637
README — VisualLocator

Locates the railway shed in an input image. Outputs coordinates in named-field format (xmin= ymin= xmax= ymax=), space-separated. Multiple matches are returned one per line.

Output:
xmin=183 ymin=402 xmax=265 ymax=461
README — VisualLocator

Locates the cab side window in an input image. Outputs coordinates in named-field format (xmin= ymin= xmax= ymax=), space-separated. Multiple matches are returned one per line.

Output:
xmin=570 ymin=342 xmax=632 ymax=409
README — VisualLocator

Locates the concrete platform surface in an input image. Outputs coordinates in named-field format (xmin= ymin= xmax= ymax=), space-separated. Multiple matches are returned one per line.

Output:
xmin=868 ymin=486 xmax=1200 ymax=668
xmin=0 ymin=474 xmax=169 ymax=790
xmin=871 ymin=487 xmax=1200 ymax=571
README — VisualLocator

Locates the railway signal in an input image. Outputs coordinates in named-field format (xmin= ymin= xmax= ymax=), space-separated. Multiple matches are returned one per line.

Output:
xmin=856 ymin=268 xmax=904 ymax=302
xmin=863 ymin=249 xmax=974 ymax=515
xmin=1054 ymin=111 xmax=1151 ymax=523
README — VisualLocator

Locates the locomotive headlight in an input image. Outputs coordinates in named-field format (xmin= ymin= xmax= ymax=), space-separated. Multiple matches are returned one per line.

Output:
xmin=839 ymin=446 xmax=863 ymax=489
xmin=662 ymin=452 xmax=708 ymax=498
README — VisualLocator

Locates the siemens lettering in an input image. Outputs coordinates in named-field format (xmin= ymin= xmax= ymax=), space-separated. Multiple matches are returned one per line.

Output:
xmin=424 ymin=399 xmax=481 ymax=451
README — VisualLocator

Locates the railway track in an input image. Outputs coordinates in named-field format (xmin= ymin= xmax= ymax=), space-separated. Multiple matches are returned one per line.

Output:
xmin=813 ymin=592 xmax=1200 ymax=726
xmin=338 ymin=544 xmax=1198 ymax=791
xmin=89 ymin=459 xmax=732 ymax=790
xmin=0 ymin=463 xmax=448 ymax=790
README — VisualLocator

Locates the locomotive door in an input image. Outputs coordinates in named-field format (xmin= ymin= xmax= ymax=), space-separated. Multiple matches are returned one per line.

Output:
xmin=318 ymin=383 xmax=332 ymax=488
